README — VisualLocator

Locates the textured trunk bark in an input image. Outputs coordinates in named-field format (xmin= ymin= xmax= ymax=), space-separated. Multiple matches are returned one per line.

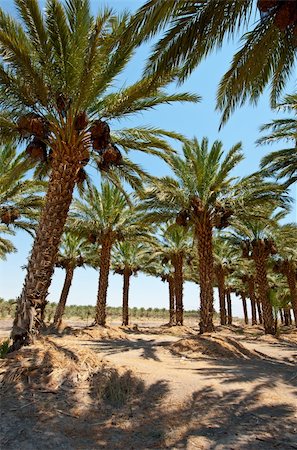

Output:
xmin=168 ymin=276 xmax=175 ymax=326
xmin=284 ymin=307 xmax=290 ymax=326
xmin=173 ymin=253 xmax=184 ymax=325
xmin=122 ymin=269 xmax=131 ymax=326
xmin=226 ymin=290 xmax=232 ymax=325
xmin=253 ymin=243 xmax=275 ymax=335
xmin=196 ymin=220 xmax=215 ymax=333
xmin=280 ymin=308 xmax=284 ymax=324
xmin=241 ymin=292 xmax=248 ymax=325
xmin=216 ymin=267 xmax=227 ymax=325
xmin=286 ymin=264 xmax=297 ymax=326
xmin=11 ymin=155 xmax=80 ymax=350
xmin=53 ymin=267 xmax=74 ymax=326
xmin=95 ymin=234 xmax=113 ymax=326
xmin=248 ymin=277 xmax=257 ymax=325
xmin=256 ymin=298 xmax=263 ymax=324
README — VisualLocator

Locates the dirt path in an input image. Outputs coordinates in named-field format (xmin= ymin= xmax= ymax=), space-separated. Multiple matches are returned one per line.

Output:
xmin=1 ymin=324 xmax=297 ymax=449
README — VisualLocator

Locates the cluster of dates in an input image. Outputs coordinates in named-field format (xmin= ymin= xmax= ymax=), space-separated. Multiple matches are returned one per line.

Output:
xmin=257 ymin=0 xmax=297 ymax=35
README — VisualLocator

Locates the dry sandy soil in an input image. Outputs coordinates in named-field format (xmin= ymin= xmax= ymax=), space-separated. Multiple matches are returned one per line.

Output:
xmin=0 ymin=319 xmax=296 ymax=449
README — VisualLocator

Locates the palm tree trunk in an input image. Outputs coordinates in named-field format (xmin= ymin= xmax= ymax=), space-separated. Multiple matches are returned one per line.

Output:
xmin=122 ymin=268 xmax=131 ymax=326
xmin=53 ymin=267 xmax=74 ymax=326
xmin=285 ymin=263 xmax=297 ymax=326
xmin=95 ymin=234 xmax=113 ymax=326
xmin=256 ymin=297 xmax=263 ymax=324
xmin=280 ymin=308 xmax=284 ymax=324
xmin=11 ymin=156 xmax=80 ymax=350
xmin=253 ymin=242 xmax=275 ymax=335
xmin=196 ymin=219 xmax=215 ymax=333
xmin=248 ymin=276 xmax=257 ymax=325
xmin=241 ymin=292 xmax=248 ymax=325
xmin=168 ymin=276 xmax=175 ymax=326
xmin=284 ymin=307 xmax=290 ymax=326
xmin=173 ymin=253 xmax=183 ymax=325
xmin=226 ymin=289 xmax=232 ymax=325
xmin=216 ymin=267 xmax=226 ymax=325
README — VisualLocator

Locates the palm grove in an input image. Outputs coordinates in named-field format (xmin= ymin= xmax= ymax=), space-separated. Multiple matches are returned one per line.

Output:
xmin=0 ymin=0 xmax=296 ymax=350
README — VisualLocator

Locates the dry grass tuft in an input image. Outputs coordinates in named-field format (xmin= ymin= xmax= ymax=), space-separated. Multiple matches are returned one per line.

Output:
xmin=170 ymin=335 xmax=260 ymax=360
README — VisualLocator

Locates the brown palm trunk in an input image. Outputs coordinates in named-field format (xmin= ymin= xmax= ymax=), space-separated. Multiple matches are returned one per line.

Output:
xmin=280 ymin=308 xmax=284 ymax=324
xmin=53 ymin=267 xmax=74 ymax=326
xmin=286 ymin=263 xmax=297 ymax=326
xmin=248 ymin=276 xmax=257 ymax=325
xmin=122 ymin=268 xmax=131 ymax=326
xmin=168 ymin=276 xmax=175 ymax=326
xmin=11 ymin=156 xmax=80 ymax=350
xmin=226 ymin=289 xmax=232 ymax=325
xmin=196 ymin=219 xmax=215 ymax=334
xmin=173 ymin=253 xmax=184 ymax=325
xmin=241 ymin=292 xmax=248 ymax=325
xmin=253 ymin=242 xmax=275 ymax=335
xmin=95 ymin=234 xmax=113 ymax=326
xmin=284 ymin=307 xmax=290 ymax=326
xmin=256 ymin=297 xmax=263 ymax=324
xmin=216 ymin=267 xmax=226 ymax=325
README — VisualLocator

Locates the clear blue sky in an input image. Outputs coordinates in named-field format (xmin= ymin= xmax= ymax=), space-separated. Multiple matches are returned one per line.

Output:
xmin=0 ymin=0 xmax=296 ymax=319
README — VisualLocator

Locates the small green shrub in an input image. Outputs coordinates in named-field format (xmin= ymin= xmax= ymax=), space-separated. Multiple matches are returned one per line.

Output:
xmin=0 ymin=340 xmax=10 ymax=358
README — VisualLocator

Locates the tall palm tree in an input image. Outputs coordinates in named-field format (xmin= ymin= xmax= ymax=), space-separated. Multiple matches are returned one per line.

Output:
xmin=156 ymin=224 xmax=192 ymax=325
xmin=0 ymin=1 xmax=198 ymax=349
xmin=53 ymin=231 xmax=95 ymax=326
xmin=112 ymin=241 xmax=151 ymax=326
xmin=258 ymin=93 xmax=297 ymax=188
xmin=273 ymin=223 xmax=297 ymax=326
xmin=0 ymin=145 xmax=44 ymax=233
xmin=228 ymin=208 xmax=290 ymax=334
xmin=72 ymin=183 xmax=149 ymax=326
xmin=140 ymin=137 xmax=289 ymax=333
xmin=128 ymin=0 xmax=297 ymax=124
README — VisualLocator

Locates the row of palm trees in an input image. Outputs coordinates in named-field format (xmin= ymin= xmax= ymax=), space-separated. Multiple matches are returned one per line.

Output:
xmin=0 ymin=0 xmax=296 ymax=349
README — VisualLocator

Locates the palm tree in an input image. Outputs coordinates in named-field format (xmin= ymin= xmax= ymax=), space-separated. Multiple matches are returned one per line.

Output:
xmin=72 ymin=183 xmax=149 ymax=326
xmin=0 ymin=145 xmax=44 ymax=233
xmin=273 ymin=223 xmax=297 ymax=326
xmin=128 ymin=0 xmax=297 ymax=124
xmin=53 ymin=231 xmax=95 ymax=327
xmin=258 ymin=93 xmax=297 ymax=188
xmin=228 ymin=208 xmax=290 ymax=334
xmin=1 ymin=1 xmax=198 ymax=349
xmin=148 ymin=224 xmax=193 ymax=325
xmin=140 ymin=137 xmax=289 ymax=333
xmin=112 ymin=241 xmax=151 ymax=326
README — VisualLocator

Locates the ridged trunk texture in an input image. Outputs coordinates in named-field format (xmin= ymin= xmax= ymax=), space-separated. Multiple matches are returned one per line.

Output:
xmin=256 ymin=298 xmax=263 ymax=324
xmin=241 ymin=292 xmax=248 ymax=325
xmin=280 ymin=309 xmax=284 ymax=324
xmin=95 ymin=234 xmax=113 ymax=326
xmin=248 ymin=277 xmax=257 ymax=325
xmin=284 ymin=307 xmax=291 ymax=326
xmin=196 ymin=219 xmax=215 ymax=333
xmin=173 ymin=253 xmax=184 ymax=325
xmin=253 ymin=242 xmax=275 ymax=335
xmin=226 ymin=290 xmax=232 ymax=325
xmin=285 ymin=263 xmax=297 ymax=326
xmin=11 ymin=156 xmax=80 ymax=350
xmin=53 ymin=267 xmax=74 ymax=326
xmin=168 ymin=276 xmax=176 ymax=326
xmin=216 ymin=267 xmax=226 ymax=325
xmin=122 ymin=269 xmax=131 ymax=326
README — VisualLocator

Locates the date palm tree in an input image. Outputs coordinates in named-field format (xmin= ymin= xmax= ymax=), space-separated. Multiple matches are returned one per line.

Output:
xmin=53 ymin=231 xmax=96 ymax=327
xmin=140 ymin=137 xmax=289 ymax=333
xmin=273 ymin=223 xmax=297 ymax=326
xmin=112 ymin=241 xmax=151 ymax=326
xmin=129 ymin=0 xmax=297 ymax=124
xmin=0 ymin=225 xmax=16 ymax=260
xmin=72 ymin=182 xmax=150 ymax=326
xmin=1 ymin=0 xmax=198 ymax=349
xmin=258 ymin=93 xmax=297 ymax=188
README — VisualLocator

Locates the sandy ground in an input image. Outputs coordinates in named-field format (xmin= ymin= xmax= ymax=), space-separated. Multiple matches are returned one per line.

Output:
xmin=0 ymin=319 xmax=297 ymax=449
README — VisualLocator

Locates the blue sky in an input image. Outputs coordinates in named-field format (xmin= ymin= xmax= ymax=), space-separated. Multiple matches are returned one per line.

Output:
xmin=0 ymin=0 xmax=296 ymax=319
